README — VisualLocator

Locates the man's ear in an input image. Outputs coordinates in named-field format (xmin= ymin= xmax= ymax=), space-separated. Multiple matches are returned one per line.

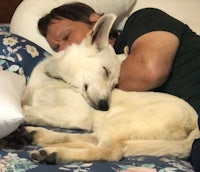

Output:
xmin=89 ymin=13 xmax=101 ymax=23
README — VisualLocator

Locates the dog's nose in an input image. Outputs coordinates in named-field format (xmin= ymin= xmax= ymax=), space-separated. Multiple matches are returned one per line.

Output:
xmin=98 ymin=99 xmax=109 ymax=111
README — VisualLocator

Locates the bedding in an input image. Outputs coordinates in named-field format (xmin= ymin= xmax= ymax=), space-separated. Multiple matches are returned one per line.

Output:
xmin=0 ymin=71 xmax=25 ymax=139
xmin=0 ymin=25 xmax=50 ymax=78
xmin=0 ymin=0 xmax=200 ymax=171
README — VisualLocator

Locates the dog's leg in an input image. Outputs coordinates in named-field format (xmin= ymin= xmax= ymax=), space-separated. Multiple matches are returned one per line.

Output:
xmin=23 ymin=105 xmax=93 ymax=130
xmin=29 ymin=142 xmax=123 ymax=164
xmin=21 ymin=126 xmax=97 ymax=146
xmin=22 ymin=127 xmax=124 ymax=164
xmin=123 ymin=127 xmax=200 ymax=158
xmin=23 ymin=106 xmax=63 ymax=127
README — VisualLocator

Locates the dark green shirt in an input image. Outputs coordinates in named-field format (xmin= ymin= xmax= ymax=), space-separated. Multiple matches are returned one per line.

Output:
xmin=114 ymin=8 xmax=200 ymax=115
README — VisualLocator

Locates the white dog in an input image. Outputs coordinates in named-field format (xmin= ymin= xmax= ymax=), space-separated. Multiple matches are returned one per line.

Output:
xmin=21 ymin=14 xmax=200 ymax=164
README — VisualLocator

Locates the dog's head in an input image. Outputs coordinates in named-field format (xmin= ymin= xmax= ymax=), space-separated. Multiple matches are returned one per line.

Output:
xmin=45 ymin=14 xmax=124 ymax=111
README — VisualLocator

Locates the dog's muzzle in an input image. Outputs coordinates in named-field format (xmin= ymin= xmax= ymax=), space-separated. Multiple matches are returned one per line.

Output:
xmin=98 ymin=99 xmax=109 ymax=111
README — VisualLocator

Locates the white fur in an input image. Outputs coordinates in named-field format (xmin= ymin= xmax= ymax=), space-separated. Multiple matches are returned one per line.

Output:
xmin=21 ymin=14 xmax=200 ymax=164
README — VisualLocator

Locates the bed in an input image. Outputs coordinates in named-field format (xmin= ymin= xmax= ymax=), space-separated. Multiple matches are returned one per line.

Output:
xmin=0 ymin=0 xmax=200 ymax=171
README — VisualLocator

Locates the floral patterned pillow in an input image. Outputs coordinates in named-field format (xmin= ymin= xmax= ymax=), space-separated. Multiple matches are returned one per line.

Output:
xmin=0 ymin=24 xmax=10 ymax=32
xmin=0 ymin=27 xmax=51 ymax=80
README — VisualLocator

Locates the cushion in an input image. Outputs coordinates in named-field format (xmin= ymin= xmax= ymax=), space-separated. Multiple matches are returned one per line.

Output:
xmin=10 ymin=0 xmax=136 ymax=54
xmin=0 ymin=29 xmax=50 ymax=78
xmin=0 ymin=24 xmax=10 ymax=32
xmin=0 ymin=71 xmax=25 ymax=139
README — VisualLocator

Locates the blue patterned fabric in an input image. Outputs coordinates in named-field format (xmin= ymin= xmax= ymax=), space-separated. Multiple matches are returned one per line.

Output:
xmin=0 ymin=24 xmax=10 ymax=32
xmin=0 ymin=145 xmax=194 ymax=172
xmin=0 ymin=25 xmax=50 ymax=80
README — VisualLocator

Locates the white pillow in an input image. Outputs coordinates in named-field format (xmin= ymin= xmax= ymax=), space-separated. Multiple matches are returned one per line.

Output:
xmin=10 ymin=0 xmax=136 ymax=54
xmin=0 ymin=71 xmax=25 ymax=139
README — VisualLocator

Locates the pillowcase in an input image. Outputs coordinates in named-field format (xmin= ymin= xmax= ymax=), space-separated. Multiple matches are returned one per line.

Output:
xmin=10 ymin=0 xmax=136 ymax=54
xmin=0 ymin=71 xmax=25 ymax=139
xmin=0 ymin=29 xmax=50 ymax=78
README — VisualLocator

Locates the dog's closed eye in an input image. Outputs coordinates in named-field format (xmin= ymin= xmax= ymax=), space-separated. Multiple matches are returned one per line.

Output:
xmin=84 ymin=84 xmax=88 ymax=91
xmin=103 ymin=66 xmax=110 ymax=78
xmin=45 ymin=71 xmax=65 ymax=82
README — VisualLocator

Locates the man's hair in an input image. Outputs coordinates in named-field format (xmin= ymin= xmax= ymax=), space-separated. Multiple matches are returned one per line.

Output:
xmin=38 ymin=2 xmax=97 ymax=37
xmin=38 ymin=2 xmax=118 ymax=40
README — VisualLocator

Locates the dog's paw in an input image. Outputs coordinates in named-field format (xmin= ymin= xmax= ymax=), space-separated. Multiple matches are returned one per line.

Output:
xmin=18 ymin=126 xmax=36 ymax=145
xmin=0 ymin=124 xmax=31 ymax=149
xmin=20 ymin=126 xmax=72 ymax=146
xmin=30 ymin=148 xmax=57 ymax=165
xmin=19 ymin=126 xmax=55 ymax=146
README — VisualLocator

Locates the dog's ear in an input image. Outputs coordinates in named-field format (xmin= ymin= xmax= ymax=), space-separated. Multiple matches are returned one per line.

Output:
xmin=85 ymin=14 xmax=117 ymax=51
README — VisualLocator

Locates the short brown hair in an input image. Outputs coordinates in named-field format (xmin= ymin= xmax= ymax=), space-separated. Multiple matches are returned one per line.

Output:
xmin=38 ymin=2 xmax=97 ymax=37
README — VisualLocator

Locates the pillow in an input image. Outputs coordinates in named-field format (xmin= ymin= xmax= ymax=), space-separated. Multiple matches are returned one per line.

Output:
xmin=0 ymin=71 xmax=25 ymax=139
xmin=10 ymin=0 xmax=136 ymax=54
xmin=0 ymin=30 xmax=50 ymax=78
xmin=0 ymin=24 xmax=10 ymax=32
